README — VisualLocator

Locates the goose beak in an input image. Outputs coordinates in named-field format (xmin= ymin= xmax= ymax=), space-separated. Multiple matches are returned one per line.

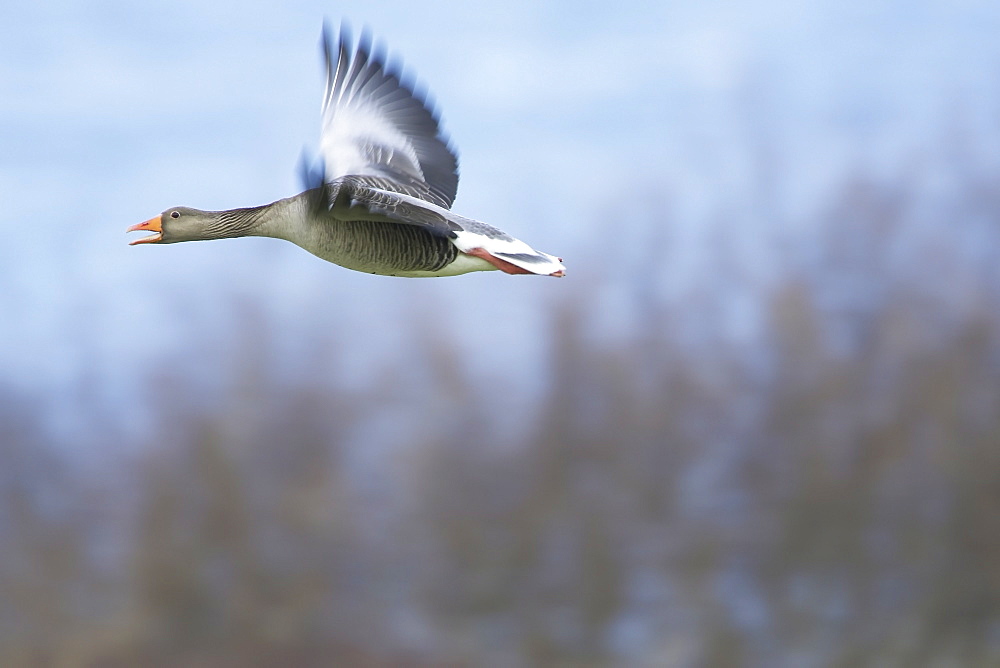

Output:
xmin=127 ymin=215 xmax=163 ymax=245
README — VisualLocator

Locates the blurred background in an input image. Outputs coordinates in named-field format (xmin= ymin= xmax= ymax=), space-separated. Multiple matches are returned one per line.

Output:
xmin=3 ymin=0 xmax=1000 ymax=665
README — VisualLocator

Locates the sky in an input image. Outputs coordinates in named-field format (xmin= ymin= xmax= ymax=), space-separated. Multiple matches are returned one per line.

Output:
xmin=1 ymin=0 xmax=999 ymax=421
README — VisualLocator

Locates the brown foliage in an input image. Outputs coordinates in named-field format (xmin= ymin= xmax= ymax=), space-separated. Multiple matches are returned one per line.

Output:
xmin=2 ymin=161 xmax=1000 ymax=665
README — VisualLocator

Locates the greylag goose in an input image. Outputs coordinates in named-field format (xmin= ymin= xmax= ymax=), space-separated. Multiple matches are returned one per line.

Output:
xmin=128 ymin=24 xmax=565 ymax=278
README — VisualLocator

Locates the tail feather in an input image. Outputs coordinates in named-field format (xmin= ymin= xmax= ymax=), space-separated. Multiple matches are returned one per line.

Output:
xmin=493 ymin=250 xmax=565 ymax=276
xmin=452 ymin=227 xmax=565 ymax=277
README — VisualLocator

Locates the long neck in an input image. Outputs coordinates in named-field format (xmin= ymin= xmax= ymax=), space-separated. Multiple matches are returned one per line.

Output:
xmin=206 ymin=204 xmax=271 ymax=239
xmin=226 ymin=192 xmax=311 ymax=241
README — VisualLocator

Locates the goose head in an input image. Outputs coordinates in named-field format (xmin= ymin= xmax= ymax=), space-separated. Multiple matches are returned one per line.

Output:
xmin=127 ymin=207 xmax=243 ymax=245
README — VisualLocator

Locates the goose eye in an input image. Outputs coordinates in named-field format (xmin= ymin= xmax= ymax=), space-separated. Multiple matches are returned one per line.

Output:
xmin=170 ymin=211 xmax=180 ymax=219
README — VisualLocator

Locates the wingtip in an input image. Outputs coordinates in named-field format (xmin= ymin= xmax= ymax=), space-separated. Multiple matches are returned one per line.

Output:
xmin=297 ymin=148 xmax=326 ymax=193
xmin=320 ymin=19 xmax=353 ymax=54
xmin=357 ymin=25 xmax=373 ymax=58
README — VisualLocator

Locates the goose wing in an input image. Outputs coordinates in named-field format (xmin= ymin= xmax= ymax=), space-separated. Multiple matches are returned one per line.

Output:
xmin=327 ymin=176 xmax=461 ymax=237
xmin=317 ymin=24 xmax=459 ymax=210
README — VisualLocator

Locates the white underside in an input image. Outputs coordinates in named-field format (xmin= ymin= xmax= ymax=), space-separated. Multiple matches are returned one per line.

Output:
xmin=451 ymin=230 xmax=564 ymax=275
xmin=391 ymin=251 xmax=497 ymax=277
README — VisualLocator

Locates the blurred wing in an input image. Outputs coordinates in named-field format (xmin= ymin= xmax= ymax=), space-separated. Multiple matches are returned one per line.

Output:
xmin=319 ymin=24 xmax=459 ymax=210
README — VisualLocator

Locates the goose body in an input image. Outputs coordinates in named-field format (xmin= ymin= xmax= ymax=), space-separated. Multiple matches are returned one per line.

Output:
xmin=129 ymin=25 xmax=565 ymax=278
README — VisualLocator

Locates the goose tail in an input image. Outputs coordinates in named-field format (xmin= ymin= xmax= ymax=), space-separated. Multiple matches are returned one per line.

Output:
xmin=453 ymin=229 xmax=565 ymax=277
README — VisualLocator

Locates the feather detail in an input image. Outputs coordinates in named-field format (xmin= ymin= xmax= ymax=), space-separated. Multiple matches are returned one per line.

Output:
xmin=319 ymin=23 xmax=459 ymax=209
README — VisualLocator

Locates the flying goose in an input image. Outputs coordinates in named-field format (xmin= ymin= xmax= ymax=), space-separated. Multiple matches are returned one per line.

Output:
xmin=128 ymin=24 xmax=565 ymax=278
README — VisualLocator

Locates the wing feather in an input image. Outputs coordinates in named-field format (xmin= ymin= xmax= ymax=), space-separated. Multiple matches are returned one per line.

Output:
xmin=318 ymin=23 xmax=459 ymax=209
xmin=329 ymin=176 xmax=461 ymax=238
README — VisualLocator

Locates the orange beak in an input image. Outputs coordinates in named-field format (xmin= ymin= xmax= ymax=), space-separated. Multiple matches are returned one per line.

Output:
xmin=127 ymin=215 xmax=163 ymax=245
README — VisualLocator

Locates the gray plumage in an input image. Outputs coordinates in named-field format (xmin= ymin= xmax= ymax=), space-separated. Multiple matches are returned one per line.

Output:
xmin=129 ymin=23 xmax=565 ymax=279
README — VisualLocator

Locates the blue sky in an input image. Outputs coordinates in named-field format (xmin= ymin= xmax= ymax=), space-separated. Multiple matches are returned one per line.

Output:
xmin=1 ymin=0 xmax=999 ymax=413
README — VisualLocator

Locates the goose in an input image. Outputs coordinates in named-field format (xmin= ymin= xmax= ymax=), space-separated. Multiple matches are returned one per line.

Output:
xmin=128 ymin=24 xmax=565 ymax=278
